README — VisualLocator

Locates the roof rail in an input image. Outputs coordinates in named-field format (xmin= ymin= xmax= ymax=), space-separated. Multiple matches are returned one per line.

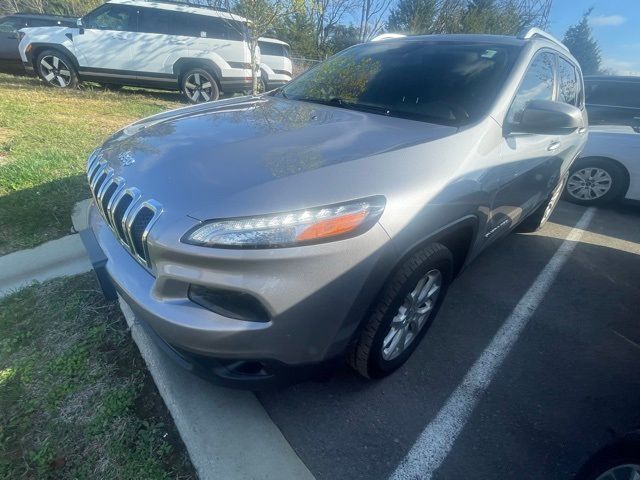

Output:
xmin=141 ymin=0 xmax=231 ymax=13
xmin=519 ymin=27 xmax=569 ymax=53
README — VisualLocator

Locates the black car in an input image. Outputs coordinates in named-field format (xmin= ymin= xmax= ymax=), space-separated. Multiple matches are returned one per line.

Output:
xmin=585 ymin=75 xmax=640 ymax=127
xmin=0 ymin=13 xmax=76 ymax=75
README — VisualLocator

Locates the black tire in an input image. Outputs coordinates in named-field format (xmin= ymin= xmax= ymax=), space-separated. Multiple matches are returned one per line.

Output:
xmin=517 ymin=173 xmax=567 ymax=233
xmin=35 ymin=49 xmax=78 ymax=89
xmin=181 ymin=68 xmax=219 ymax=103
xmin=574 ymin=431 xmax=640 ymax=480
xmin=348 ymin=243 xmax=453 ymax=379
xmin=258 ymin=76 xmax=267 ymax=93
xmin=563 ymin=157 xmax=629 ymax=206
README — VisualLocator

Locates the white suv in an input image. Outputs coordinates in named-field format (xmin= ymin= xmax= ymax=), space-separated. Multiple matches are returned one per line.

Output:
xmin=258 ymin=37 xmax=292 ymax=91
xmin=18 ymin=0 xmax=254 ymax=102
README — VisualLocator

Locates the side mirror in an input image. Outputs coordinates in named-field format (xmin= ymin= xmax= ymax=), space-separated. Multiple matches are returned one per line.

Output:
xmin=506 ymin=100 xmax=584 ymax=135
xmin=76 ymin=18 xmax=83 ymax=27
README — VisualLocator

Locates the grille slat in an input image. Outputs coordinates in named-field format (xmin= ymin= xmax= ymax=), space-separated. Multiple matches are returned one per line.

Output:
xmin=130 ymin=207 xmax=155 ymax=258
xmin=86 ymin=157 xmax=162 ymax=269
xmin=100 ymin=182 xmax=118 ymax=217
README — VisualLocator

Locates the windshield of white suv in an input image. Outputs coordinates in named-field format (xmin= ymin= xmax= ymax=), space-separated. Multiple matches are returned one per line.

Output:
xmin=281 ymin=41 xmax=520 ymax=126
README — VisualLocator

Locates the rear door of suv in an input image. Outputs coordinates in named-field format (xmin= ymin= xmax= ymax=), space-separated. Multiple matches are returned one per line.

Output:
xmin=129 ymin=7 xmax=192 ymax=84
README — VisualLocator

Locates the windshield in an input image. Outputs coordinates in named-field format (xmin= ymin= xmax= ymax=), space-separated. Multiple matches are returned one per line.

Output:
xmin=282 ymin=41 xmax=520 ymax=126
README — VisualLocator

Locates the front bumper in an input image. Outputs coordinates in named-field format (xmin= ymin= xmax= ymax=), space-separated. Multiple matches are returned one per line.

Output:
xmin=86 ymin=203 xmax=392 ymax=387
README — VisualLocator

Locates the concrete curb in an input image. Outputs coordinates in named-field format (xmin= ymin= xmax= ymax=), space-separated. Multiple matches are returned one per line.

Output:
xmin=0 ymin=198 xmax=93 ymax=298
xmin=119 ymin=299 xmax=315 ymax=480
xmin=0 ymin=234 xmax=91 ymax=298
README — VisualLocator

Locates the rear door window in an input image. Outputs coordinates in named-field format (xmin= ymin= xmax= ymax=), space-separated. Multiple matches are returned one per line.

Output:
xmin=138 ymin=8 xmax=173 ymax=35
xmin=558 ymin=57 xmax=578 ymax=106
xmin=507 ymin=51 xmax=555 ymax=124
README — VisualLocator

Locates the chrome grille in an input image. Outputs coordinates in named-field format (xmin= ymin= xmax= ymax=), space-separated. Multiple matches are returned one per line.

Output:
xmin=86 ymin=153 xmax=162 ymax=269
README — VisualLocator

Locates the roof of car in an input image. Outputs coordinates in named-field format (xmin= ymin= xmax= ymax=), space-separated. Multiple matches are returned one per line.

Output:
xmin=7 ymin=13 xmax=76 ymax=21
xmin=376 ymin=31 xmax=571 ymax=53
xmin=377 ymin=34 xmax=527 ymax=47
xmin=584 ymin=75 xmax=640 ymax=83
xmin=259 ymin=37 xmax=290 ymax=46
xmin=107 ymin=0 xmax=248 ymax=22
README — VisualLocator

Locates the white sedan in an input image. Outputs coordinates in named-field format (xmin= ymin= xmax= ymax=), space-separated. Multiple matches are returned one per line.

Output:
xmin=564 ymin=125 xmax=640 ymax=205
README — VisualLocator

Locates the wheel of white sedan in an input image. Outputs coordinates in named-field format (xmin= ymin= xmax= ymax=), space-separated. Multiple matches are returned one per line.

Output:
xmin=181 ymin=68 xmax=219 ymax=103
xmin=563 ymin=157 xmax=629 ymax=206
xmin=36 ymin=49 xmax=78 ymax=89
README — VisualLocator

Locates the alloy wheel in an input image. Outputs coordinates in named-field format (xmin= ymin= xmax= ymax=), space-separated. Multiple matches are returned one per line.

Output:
xmin=594 ymin=463 xmax=640 ymax=480
xmin=184 ymin=73 xmax=214 ymax=102
xmin=40 ymin=55 xmax=72 ymax=87
xmin=567 ymin=167 xmax=612 ymax=201
xmin=382 ymin=269 xmax=442 ymax=361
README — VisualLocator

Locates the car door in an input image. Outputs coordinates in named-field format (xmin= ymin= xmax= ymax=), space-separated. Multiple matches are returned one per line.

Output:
xmin=0 ymin=17 xmax=26 ymax=61
xmin=128 ymin=7 xmax=192 ymax=78
xmin=73 ymin=4 xmax=135 ymax=72
xmin=487 ymin=51 xmax=561 ymax=236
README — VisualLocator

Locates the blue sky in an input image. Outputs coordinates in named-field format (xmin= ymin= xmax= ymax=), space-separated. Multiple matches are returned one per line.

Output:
xmin=548 ymin=0 xmax=640 ymax=75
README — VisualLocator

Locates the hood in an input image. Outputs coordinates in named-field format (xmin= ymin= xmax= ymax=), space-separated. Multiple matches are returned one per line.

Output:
xmin=97 ymin=95 xmax=457 ymax=220
xmin=20 ymin=26 xmax=72 ymax=36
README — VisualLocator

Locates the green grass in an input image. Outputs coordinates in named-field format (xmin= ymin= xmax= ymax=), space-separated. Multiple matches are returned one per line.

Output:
xmin=0 ymin=73 xmax=181 ymax=255
xmin=0 ymin=273 xmax=196 ymax=479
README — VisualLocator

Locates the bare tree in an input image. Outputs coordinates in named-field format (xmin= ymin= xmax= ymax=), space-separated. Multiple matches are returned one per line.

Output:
xmin=23 ymin=0 xmax=46 ymax=13
xmin=234 ymin=0 xmax=292 ymax=93
xmin=358 ymin=0 xmax=394 ymax=41
xmin=0 ymin=0 xmax=23 ymax=14
xmin=304 ymin=0 xmax=356 ymax=52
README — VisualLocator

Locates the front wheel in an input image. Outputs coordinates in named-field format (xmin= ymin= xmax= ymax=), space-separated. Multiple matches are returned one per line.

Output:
xmin=181 ymin=68 xmax=219 ymax=103
xmin=36 ymin=49 xmax=78 ymax=89
xmin=348 ymin=243 xmax=453 ymax=379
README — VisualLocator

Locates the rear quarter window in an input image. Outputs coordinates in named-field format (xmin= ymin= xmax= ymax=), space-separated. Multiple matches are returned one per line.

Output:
xmin=558 ymin=57 xmax=579 ymax=106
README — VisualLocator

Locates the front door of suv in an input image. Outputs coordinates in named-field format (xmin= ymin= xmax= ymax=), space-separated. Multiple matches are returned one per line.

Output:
xmin=73 ymin=4 xmax=135 ymax=74
xmin=489 ymin=51 xmax=561 ymax=237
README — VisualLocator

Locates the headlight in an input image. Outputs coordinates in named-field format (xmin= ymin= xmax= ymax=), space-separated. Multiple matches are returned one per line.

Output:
xmin=183 ymin=196 xmax=385 ymax=248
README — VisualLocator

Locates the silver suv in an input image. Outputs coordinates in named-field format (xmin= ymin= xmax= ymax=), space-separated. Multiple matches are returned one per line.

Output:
xmin=82 ymin=29 xmax=587 ymax=388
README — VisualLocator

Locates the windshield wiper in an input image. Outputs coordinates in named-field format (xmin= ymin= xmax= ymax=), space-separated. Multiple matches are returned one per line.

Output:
xmin=296 ymin=96 xmax=391 ymax=115
xmin=329 ymin=98 xmax=392 ymax=116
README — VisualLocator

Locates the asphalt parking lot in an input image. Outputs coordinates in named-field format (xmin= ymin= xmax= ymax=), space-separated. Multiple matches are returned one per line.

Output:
xmin=258 ymin=201 xmax=640 ymax=480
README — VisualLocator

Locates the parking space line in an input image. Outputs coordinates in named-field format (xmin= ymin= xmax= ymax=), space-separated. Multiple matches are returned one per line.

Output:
xmin=390 ymin=207 xmax=596 ymax=480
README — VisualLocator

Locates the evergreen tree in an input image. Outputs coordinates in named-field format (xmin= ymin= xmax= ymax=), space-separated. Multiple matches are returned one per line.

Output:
xmin=386 ymin=0 xmax=437 ymax=34
xmin=562 ymin=9 xmax=602 ymax=75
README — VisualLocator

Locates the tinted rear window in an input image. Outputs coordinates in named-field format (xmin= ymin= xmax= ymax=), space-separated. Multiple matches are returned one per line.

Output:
xmin=586 ymin=81 xmax=640 ymax=109
xmin=282 ymin=41 xmax=520 ymax=126
xmin=155 ymin=11 xmax=246 ymax=40
xmin=259 ymin=41 xmax=290 ymax=57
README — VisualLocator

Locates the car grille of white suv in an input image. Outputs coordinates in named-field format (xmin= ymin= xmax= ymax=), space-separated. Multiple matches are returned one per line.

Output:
xmin=86 ymin=152 xmax=162 ymax=269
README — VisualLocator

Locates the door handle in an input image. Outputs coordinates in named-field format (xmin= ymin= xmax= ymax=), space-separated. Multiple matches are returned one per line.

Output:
xmin=578 ymin=127 xmax=587 ymax=134
xmin=110 ymin=34 xmax=126 ymax=40
xmin=547 ymin=141 xmax=561 ymax=151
